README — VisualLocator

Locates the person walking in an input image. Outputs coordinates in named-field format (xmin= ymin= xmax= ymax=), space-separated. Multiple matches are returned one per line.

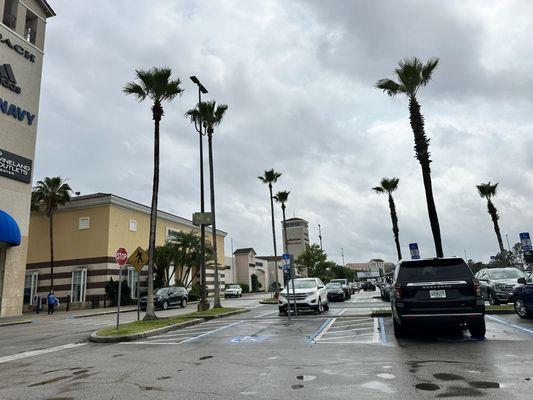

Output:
xmin=47 ymin=290 xmax=58 ymax=315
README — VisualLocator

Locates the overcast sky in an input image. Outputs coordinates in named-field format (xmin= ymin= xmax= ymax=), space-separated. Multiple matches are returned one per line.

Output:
xmin=35 ymin=0 xmax=533 ymax=264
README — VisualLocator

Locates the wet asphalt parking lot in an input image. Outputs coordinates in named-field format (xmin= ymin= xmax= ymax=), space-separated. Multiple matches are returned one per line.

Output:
xmin=0 ymin=290 xmax=532 ymax=399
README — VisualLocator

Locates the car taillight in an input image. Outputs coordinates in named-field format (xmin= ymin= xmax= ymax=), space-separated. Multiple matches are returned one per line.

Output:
xmin=394 ymin=283 xmax=402 ymax=299
xmin=473 ymin=278 xmax=481 ymax=296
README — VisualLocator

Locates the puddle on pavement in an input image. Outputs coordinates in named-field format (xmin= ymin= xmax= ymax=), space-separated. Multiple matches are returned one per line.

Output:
xmin=28 ymin=376 xmax=70 ymax=387
xmin=112 ymin=354 xmax=124 ymax=358
xmin=434 ymin=373 xmax=465 ymax=381
xmin=436 ymin=385 xmax=483 ymax=398
xmin=415 ymin=383 xmax=440 ymax=391
xmin=157 ymin=376 xmax=171 ymax=381
xmin=291 ymin=384 xmax=304 ymax=389
xmin=71 ymin=369 xmax=90 ymax=375
xmin=468 ymin=381 xmax=500 ymax=389
xmin=199 ymin=356 xmax=213 ymax=360
xmin=296 ymin=375 xmax=316 ymax=382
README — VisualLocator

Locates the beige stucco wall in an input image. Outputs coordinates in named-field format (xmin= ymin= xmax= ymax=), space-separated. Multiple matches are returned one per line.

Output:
xmin=0 ymin=2 xmax=50 ymax=316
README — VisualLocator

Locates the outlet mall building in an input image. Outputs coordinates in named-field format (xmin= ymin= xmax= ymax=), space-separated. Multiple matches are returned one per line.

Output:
xmin=0 ymin=0 xmax=54 ymax=317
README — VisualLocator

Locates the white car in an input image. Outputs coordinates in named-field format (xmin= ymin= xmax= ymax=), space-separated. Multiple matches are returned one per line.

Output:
xmin=225 ymin=284 xmax=242 ymax=298
xmin=278 ymin=277 xmax=329 ymax=314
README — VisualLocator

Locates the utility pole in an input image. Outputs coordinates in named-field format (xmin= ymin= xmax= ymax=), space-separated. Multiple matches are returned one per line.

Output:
xmin=505 ymin=234 xmax=511 ymax=252
xmin=318 ymin=224 xmax=323 ymax=251
xmin=464 ymin=249 xmax=468 ymax=262
xmin=341 ymin=247 xmax=345 ymax=267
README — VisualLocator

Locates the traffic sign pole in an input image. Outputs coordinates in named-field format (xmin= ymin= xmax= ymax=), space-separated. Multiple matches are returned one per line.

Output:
xmin=137 ymin=279 xmax=140 ymax=321
xmin=115 ymin=248 xmax=128 ymax=330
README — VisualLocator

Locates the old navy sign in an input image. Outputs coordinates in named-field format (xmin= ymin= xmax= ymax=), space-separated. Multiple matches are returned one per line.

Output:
xmin=0 ymin=148 xmax=32 ymax=183
xmin=0 ymin=97 xmax=35 ymax=125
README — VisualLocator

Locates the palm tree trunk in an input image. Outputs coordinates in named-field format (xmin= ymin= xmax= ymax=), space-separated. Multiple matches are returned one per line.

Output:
xmin=388 ymin=194 xmax=402 ymax=260
xmin=207 ymin=132 xmax=221 ymax=308
xmin=487 ymin=200 xmax=505 ymax=254
xmin=269 ymin=183 xmax=279 ymax=296
xmin=409 ymin=97 xmax=444 ymax=258
xmin=49 ymin=213 xmax=54 ymax=290
xmin=144 ymin=103 xmax=163 ymax=320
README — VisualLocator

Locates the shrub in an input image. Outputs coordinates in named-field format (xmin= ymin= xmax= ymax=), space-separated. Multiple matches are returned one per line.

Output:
xmin=188 ymin=283 xmax=208 ymax=301
xmin=238 ymin=282 xmax=250 ymax=293
xmin=105 ymin=278 xmax=133 ymax=306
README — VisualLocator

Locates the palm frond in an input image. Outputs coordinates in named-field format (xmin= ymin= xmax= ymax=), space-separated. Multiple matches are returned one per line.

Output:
xmin=375 ymin=78 xmax=403 ymax=96
xmin=421 ymin=57 xmax=439 ymax=86
xmin=274 ymin=190 xmax=290 ymax=204
xmin=372 ymin=186 xmax=385 ymax=193
xmin=477 ymin=182 xmax=498 ymax=199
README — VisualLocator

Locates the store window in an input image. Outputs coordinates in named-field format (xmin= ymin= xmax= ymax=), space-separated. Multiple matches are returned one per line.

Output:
xmin=2 ymin=0 xmax=18 ymax=30
xmin=71 ymin=269 xmax=87 ymax=302
xmin=23 ymin=272 xmax=38 ymax=305
xmin=127 ymin=267 xmax=139 ymax=299
xmin=129 ymin=219 xmax=137 ymax=232
xmin=78 ymin=217 xmax=90 ymax=230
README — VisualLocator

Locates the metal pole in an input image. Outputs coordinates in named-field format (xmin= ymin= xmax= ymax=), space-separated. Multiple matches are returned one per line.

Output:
xmin=282 ymin=207 xmax=291 ymax=320
xmin=506 ymin=234 xmax=511 ymax=252
xmin=137 ymin=276 xmax=140 ymax=321
xmin=116 ymin=265 xmax=122 ymax=330
xmin=341 ymin=248 xmax=345 ymax=267
xmin=318 ymin=224 xmax=323 ymax=251
xmin=464 ymin=249 xmax=468 ymax=262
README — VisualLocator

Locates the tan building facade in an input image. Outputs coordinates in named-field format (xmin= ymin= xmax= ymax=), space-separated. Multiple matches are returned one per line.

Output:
xmin=282 ymin=217 xmax=309 ymax=260
xmin=25 ymin=193 xmax=226 ymax=310
xmin=232 ymin=248 xmax=282 ymax=291
xmin=0 ymin=0 xmax=54 ymax=317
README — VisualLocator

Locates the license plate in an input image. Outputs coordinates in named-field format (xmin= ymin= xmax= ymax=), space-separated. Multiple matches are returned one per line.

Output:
xmin=430 ymin=289 xmax=446 ymax=299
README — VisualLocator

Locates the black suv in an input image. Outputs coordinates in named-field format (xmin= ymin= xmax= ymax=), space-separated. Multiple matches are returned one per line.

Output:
xmin=140 ymin=286 xmax=188 ymax=311
xmin=391 ymin=258 xmax=485 ymax=338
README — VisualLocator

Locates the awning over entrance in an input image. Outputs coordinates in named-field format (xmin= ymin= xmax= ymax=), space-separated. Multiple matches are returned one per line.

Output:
xmin=0 ymin=209 xmax=21 ymax=246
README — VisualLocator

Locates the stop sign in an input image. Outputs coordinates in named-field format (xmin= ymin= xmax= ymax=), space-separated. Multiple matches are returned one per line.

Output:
xmin=115 ymin=247 xmax=128 ymax=266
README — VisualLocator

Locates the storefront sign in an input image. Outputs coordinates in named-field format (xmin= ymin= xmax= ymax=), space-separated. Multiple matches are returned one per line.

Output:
xmin=0 ymin=97 xmax=35 ymax=125
xmin=0 ymin=148 xmax=32 ymax=183
xmin=0 ymin=64 xmax=21 ymax=94
xmin=0 ymin=33 xmax=36 ymax=62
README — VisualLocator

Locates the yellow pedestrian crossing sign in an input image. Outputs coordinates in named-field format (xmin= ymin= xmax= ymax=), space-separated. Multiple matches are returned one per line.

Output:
xmin=128 ymin=247 xmax=148 ymax=272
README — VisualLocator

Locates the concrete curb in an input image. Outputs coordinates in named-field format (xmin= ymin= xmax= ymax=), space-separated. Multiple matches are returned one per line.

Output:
xmin=73 ymin=301 xmax=201 ymax=319
xmin=89 ymin=308 xmax=249 ymax=343
xmin=0 ymin=319 xmax=33 ymax=327
xmin=259 ymin=299 xmax=278 ymax=305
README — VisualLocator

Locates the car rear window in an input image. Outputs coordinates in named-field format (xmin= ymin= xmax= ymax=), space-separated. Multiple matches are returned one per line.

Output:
xmin=398 ymin=259 xmax=473 ymax=282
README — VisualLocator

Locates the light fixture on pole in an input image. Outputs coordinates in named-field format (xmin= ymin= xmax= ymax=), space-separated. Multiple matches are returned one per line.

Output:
xmin=190 ymin=75 xmax=209 ymax=311
xmin=318 ymin=224 xmax=323 ymax=251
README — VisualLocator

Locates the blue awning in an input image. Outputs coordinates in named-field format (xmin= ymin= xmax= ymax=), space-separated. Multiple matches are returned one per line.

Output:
xmin=0 ymin=209 xmax=21 ymax=246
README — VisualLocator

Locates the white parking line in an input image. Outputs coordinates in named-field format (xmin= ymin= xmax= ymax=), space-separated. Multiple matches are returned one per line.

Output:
xmin=313 ymin=319 xmax=336 ymax=342
xmin=0 ymin=343 xmax=87 ymax=364
xmin=336 ymin=308 xmax=348 ymax=316
xmin=256 ymin=311 xmax=277 ymax=318
xmin=319 ymin=333 xmax=374 ymax=341
xmin=373 ymin=318 xmax=380 ymax=343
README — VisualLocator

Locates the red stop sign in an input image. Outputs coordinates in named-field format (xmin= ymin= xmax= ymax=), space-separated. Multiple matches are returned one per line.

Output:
xmin=115 ymin=247 xmax=128 ymax=266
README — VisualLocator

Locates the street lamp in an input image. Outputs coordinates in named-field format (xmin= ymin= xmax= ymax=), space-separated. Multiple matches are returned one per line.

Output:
xmin=190 ymin=76 xmax=209 ymax=311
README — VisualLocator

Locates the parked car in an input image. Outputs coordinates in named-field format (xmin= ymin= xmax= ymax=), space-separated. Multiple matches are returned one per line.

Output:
xmin=225 ymin=284 xmax=243 ymax=298
xmin=329 ymin=278 xmax=352 ymax=297
xmin=475 ymin=268 xmax=526 ymax=305
xmin=326 ymin=282 xmax=346 ymax=302
xmin=278 ymin=278 xmax=329 ymax=314
xmin=140 ymin=286 xmax=188 ymax=311
xmin=513 ymin=274 xmax=533 ymax=319
xmin=361 ymin=281 xmax=376 ymax=291
xmin=379 ymin=274 xmax=393 ymax=301
xmin=391 ymin=257 xmax=485 ymax=338
xmin=350 ymin=282 xmax=361 ymax=292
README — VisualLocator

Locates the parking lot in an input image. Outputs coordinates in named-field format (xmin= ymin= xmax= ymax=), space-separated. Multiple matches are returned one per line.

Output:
xmin=0 ymin=290 xmax=532 ymax=399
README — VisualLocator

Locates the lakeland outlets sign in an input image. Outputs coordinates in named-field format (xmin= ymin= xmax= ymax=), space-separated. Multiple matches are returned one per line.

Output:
xmin=0 ymin=148 xmax=32 ymax=183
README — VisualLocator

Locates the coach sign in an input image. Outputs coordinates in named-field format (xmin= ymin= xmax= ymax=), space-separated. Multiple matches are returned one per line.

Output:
xmin=0 ymin=148 xmax=32 ymax=183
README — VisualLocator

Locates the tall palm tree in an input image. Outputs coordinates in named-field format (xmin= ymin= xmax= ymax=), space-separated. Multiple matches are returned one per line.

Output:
xmin=32 ymin=177 xmax=72 ymax=290
xmin=185 ymin=100 xmax=228 ymax=308
xmin=373 ymin=177 xmax=402 ymax=260
xmin=124 ymin=67 xmax=183 ymax=320
xmin=258 ymin=169 xmax=282 ymax=296
xmin=376 ymin=57 xmax=444 ymax=258
xmin=476 ymin=182 xmax=505 ymax=254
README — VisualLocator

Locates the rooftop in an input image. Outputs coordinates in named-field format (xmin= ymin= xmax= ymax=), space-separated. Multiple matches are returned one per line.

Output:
xmin=233 ymin=248 xmax=256 ymax=255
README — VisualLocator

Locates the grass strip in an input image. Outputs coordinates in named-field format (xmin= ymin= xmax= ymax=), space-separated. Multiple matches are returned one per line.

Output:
xmin=96 ymin=307 xmax=240 ymax=337
xmin=259 ymin=298 xmax=278 ymax=304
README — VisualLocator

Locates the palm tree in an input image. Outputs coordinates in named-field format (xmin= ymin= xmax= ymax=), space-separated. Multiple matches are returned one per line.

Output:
xmin=476 ymin=182 xmax=505 ymax=254
xmin=373 ymin=178 xmax=402 ymax=260
xmin=258 ymin=169 xmax=282 ymax=296
xmin=32 ymin=177 xmax=72 ymax=290
xmin=185 ymin=100 xmax=228 ymax=308
xmin=376 ymin=57 xmax=444 ymax=258
xmin=124 ymin=67 xmax=183 ymax=320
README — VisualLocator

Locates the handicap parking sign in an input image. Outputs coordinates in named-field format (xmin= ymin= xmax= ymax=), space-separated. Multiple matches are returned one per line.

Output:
xmin=520 ymin=232 xmax=532 ymax=251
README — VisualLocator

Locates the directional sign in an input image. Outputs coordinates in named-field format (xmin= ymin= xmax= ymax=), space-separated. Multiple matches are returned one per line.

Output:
xmin=115 ymin=248 xmax=128 ymax=266
xmin=409 ymin=243 xmax=420 ymax=260
xmin=520 ymin=232 xmax=532 ymax=251
xmin=128 ymin=246 xmax=148 ymax=272
xmin=192 ymin=212 xmax=213 ymax=226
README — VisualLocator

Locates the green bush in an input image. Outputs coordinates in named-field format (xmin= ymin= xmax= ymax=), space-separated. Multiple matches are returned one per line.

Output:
xmin=188 ymin=283 xmax=208 ymax=301
xmin=238 ymin=282 xmax=250 ymax=293
xmin=105 ymin=278 xmax=133 ymax=306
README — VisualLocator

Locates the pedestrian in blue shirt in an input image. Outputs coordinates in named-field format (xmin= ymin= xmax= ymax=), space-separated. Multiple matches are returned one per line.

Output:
xmin=47 ymin=290 xmax=58 ymax=315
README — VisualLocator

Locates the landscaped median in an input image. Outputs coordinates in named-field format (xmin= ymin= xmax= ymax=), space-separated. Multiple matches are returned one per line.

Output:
xmin=259 ymin=297 xmax=278 ymax=305
xmin=89 ymin=307 xmax=248 ymax=343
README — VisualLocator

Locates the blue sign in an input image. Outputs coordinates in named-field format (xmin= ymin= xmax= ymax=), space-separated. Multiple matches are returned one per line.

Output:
xmin=282 ymin=264 xmax=290 ymax=271
xmin=0 ymin=97 xmax=36 ymax=125
xmin=409 ymin=243 xmax=420 ymax=260
xmin=520 ymin=232 xmax=532 ymax=251
xmin=282 ymin=253 xmax=290 ymax=260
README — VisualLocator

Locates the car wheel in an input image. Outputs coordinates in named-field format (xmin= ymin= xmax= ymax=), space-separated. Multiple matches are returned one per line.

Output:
xmin=515 ymin=298 xmax=533 ymax=319
xmin=278 ymin=306 xmax=288 ymax=316
xmin=324 ymin=301 xmax=329 ymax=312
xmin=180 ymin=298 xmax=187 ymax=308
xmin=162 ymin=301 xmax=168 ymax=310
xmin=316 ymin=299 xmax=323 ymax=314
xmin=488 ymin=291 xmax=500 ymax=306
xmin=468 ymin=318 xmax=486 ymax=338
xmin=393 ymin=318 xmax=406 ymax=339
